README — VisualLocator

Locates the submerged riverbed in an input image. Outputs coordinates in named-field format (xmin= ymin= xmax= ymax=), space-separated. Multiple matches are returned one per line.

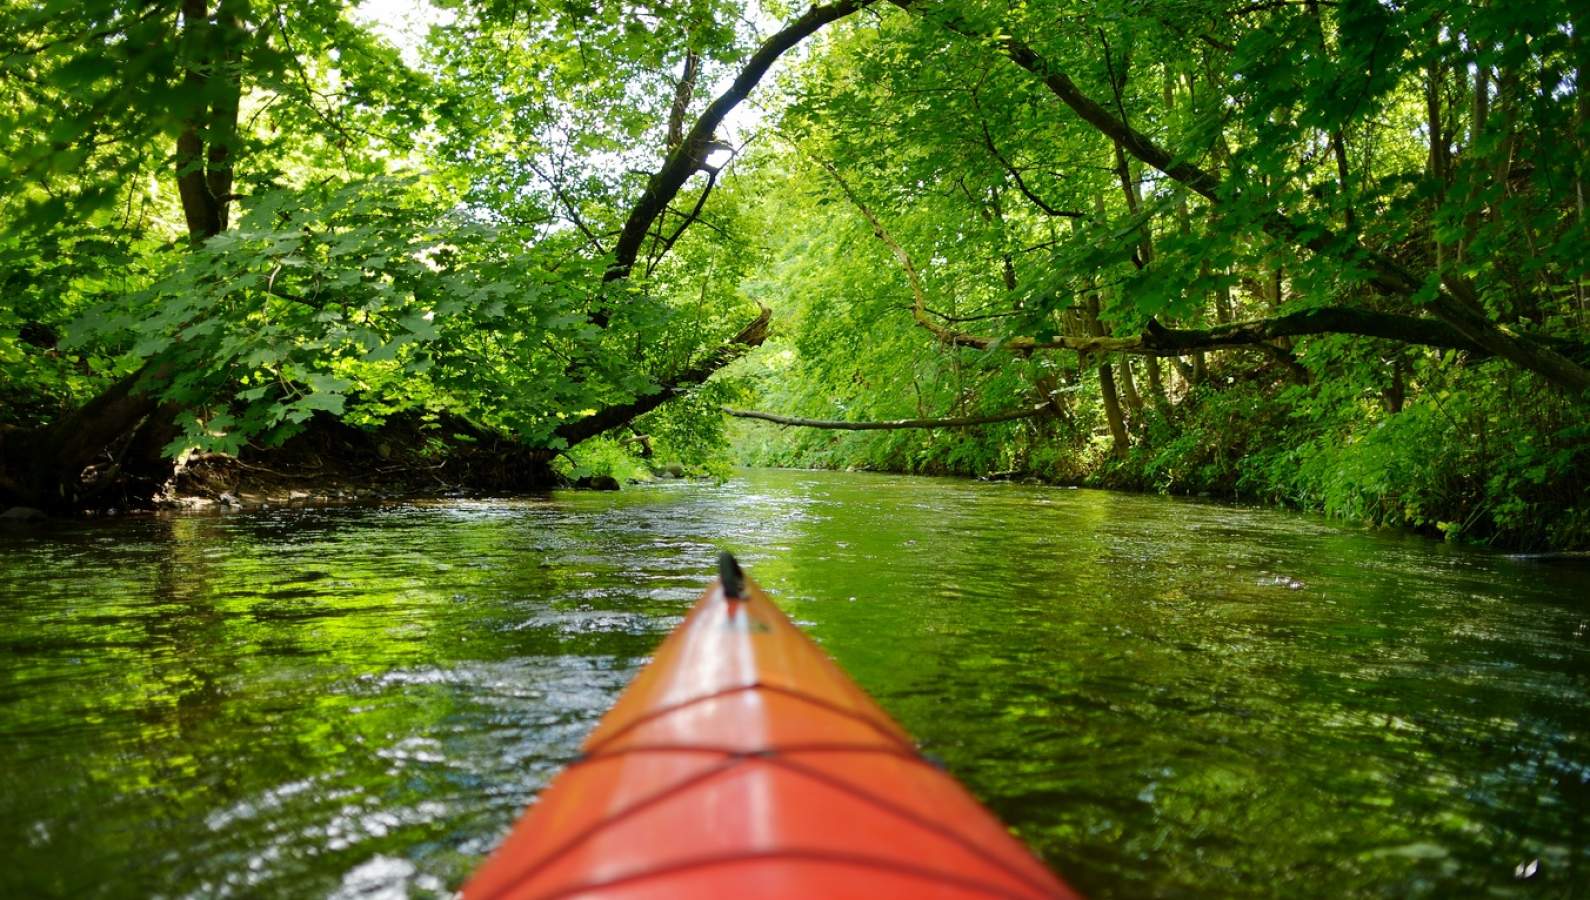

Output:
xmin=1 ymin=469 xmax=1586 ymax=898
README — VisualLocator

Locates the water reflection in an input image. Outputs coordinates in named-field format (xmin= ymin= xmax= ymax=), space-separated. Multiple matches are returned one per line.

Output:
xmin=1 ymin=470 xmax=1586 ymax=898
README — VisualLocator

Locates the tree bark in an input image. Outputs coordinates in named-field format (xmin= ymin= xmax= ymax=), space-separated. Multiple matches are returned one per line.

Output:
xmin=175 ymin=0 xmax=240 ymax=240
xmin=1213 ymin=270 xmax=1233 ymax=323
xmin=665 ymin=51 xmax=700 ymax=151
xmin=1116 ymin=353 xmax=1143 ymax=417
xmin=1144 ymin=356 xmax=1171 ymax=415
xmin=10 ymin=363 xmax=174 ymax=507
xmin=918 ymin=301 xmax=1569 ymax=359
xmin=1095 ymin=360 xmax=1129 ymax=457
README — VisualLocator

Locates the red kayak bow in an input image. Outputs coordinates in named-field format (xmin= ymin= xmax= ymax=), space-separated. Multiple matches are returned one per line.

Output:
xmin=463 ymin=554 xmax=1080 ymax=899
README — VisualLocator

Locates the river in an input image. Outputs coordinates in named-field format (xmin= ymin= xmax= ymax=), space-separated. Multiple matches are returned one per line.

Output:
xmin=1 ymin=469 xmax=1586 ymax=898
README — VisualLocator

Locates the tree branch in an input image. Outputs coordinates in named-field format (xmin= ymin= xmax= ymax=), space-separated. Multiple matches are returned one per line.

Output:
xmin=927 ymin=304 xmax=1543 ymax=357
xmin=645 ymin=168 xmax=718 ymax=277
xmin=604 ymin=0 xmax=868 ymax=286
xmin=527 ymin=158 xmax=604 ymax=249
xmin=810 ymin=138 xmax=1571 ymax=362
xmin=724 ymin=403 xmax=1052 ymax=430
xmin=894 ymin=1 xmax=1590 ymax=393
xmin=665 ymin=50 xmax=700 ymax=150
xmin=0 ymin=4 xmax=166 ymax=61
xmin=550 ymin=303 xmax=772 ymax=449
xmin=975 ymin=110 xmax=1085 ymax=218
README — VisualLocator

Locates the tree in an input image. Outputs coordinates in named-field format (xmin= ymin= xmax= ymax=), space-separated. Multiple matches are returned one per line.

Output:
xmin=729 ymin=0 xmax=1588 ymax=545
xmin=0 ymin=0 xmax=862 ymax=508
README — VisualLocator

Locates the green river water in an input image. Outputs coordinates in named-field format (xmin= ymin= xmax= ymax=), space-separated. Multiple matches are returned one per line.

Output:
xmin=1 ymin=469 xmax=1586 ymax=898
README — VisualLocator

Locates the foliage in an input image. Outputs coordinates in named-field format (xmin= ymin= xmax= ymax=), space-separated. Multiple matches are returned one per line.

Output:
xmin=0 ymin=0 xmax=770 ymax=502
xmin=1 ymin=0 xmax=1585 ymax=546
xmin=726 ymin=0 xmax=1588 ymax=548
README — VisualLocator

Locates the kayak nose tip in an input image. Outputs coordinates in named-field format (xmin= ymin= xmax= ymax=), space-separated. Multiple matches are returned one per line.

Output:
xmin=717 ymin=550 xmax=745 ymax=601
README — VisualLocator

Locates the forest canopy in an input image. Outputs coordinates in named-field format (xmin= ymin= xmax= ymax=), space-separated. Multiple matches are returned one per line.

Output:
xmin=1 ymin=0 xmax=1586 ymax=547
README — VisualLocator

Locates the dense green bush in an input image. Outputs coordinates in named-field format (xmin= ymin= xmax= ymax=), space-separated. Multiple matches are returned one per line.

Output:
xmin=1110 ymin=360 xmax=1590 ymax=549
xmin=740 ymin=351 xmax=1590 ymax=550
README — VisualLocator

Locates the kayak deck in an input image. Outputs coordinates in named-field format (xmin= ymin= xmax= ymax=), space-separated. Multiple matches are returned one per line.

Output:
xmin=463 ymin=568 xmax=1080 ymax=899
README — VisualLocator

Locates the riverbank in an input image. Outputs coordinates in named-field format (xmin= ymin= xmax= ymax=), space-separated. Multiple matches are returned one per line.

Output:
xmin=731 ymin=373 xmax=1590 ymax=553
xmin=8 ymin=376 xmax=1585 ymax=555
xmin=162 ymin=416 xmax=559 ymax=513
xmin=0 ymin=414 xmax=701 ymax=520
xmin=0 ymin=414 xmax=556 ymax=518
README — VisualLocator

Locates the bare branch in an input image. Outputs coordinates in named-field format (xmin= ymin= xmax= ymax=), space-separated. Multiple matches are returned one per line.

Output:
xmin=527 ymin=158 xmax=604 ymax=250
xmin=724 ymin=403 xmax=1052 ymax=430
xmin=976 ymin=116 xmax=1086 ymax=218
xmin=645 ymin=169 xmax=718 ymax=277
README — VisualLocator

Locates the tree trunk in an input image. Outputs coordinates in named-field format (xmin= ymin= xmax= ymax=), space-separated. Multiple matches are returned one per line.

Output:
xmin=2 ymin=1 xmax=242 ymax=510
xmin=1116 ymin=354 xmax=1143 ymax=419
xmin=1144 ymin=357 xmax=1172 ymax=415
xmin=665 ymin=51 xmax=700 ymax=150
xmin=1383 ymin=356 xmax=1407 ymax=414
xmin=1096 ymin=361 xmax=1129 ymax=457
xmin=1213 ymin=272 xmax=1233 ymax=324
xmin=1084 ymin=295 xmax=1129 ymax=457
xmin=8 ymin=364 xmax=169 ymax=507
xmin=1034 ymin=372 xmax=1075 ymax=426
xmin=121 ymin=401 xmax=189 ymax=502
xmin=1305 ymin=0 xmax=1355 ymax=230
xmin=1170 ymin=355 xmax=1198 ymax=387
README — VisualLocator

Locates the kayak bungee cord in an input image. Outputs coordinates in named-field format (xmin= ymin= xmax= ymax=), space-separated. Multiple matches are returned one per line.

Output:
xmin=718 ymin=550 xmax=746 ymax=601
xmin=462 ymin=553 xmax=1081 ymax=899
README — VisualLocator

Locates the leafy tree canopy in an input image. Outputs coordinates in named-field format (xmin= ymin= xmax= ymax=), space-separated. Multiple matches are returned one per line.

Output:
xmin=0 ymin=0 xmax=1585 ymax=545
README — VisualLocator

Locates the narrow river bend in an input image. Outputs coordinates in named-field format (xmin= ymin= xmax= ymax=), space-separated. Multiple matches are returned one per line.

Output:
xmin=2 ymin=470 xmax=1586 ymax=898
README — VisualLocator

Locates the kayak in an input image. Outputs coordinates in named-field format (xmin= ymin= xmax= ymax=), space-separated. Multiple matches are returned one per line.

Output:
xmin=463 ymin=553 xmax=1081 ymax=899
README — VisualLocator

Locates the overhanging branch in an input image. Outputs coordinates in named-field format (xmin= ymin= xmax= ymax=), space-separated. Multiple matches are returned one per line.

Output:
xmin=893 ymin=0 xmax=1590 ymax=393
xmin=550 ymin=304 xmax=772 ymax=449
xmin=604 ymin=0 xmax=868 ymax=286
xmin=813 ymin=150 xmax=1504 ymax=358
xmin=724 ymin=403 xmax=1052 ymax=429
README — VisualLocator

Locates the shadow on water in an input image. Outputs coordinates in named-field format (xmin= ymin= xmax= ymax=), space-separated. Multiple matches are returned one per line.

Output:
xmin=1 ymin=470 xmax=1586 ymax=898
